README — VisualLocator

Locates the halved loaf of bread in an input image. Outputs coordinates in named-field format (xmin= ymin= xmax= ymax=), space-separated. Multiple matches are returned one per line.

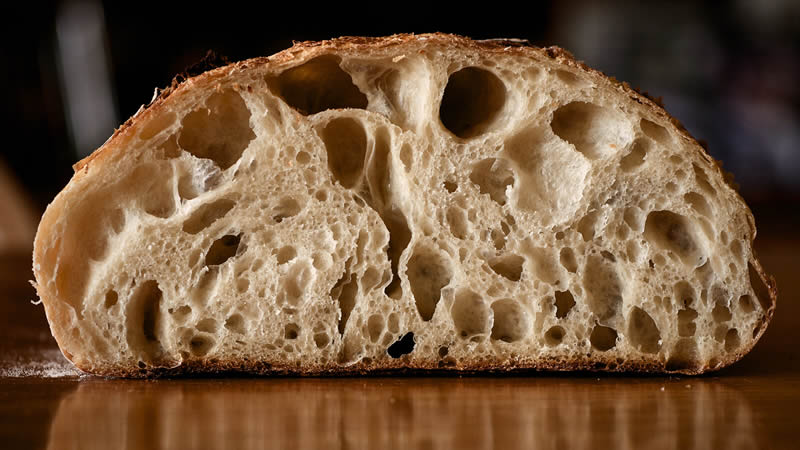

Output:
xmin=33 ymin=34 xmax=776 ymax=376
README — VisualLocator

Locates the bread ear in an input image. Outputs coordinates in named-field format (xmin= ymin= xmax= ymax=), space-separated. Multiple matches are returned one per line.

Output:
xmin=33 ymin=34 xmax=775 ymax=377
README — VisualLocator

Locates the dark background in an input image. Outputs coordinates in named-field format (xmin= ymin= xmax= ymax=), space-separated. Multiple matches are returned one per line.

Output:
xmin=2 ymin=0 xmax=799 ymax=229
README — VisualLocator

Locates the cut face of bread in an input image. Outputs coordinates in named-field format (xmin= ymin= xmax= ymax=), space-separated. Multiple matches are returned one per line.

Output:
xmin=33 ymin=34 xmax=776 ymax=376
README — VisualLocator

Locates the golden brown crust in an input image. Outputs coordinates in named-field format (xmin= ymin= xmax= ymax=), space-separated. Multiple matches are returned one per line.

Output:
xmin=36 ymin=33 xmax=777 ymax=378
xmin=77 ymin=351 xmax=734 ymax=378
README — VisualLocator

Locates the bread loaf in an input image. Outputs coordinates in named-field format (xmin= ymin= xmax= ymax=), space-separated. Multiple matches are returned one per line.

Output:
xmin=32 ymin=34 xmax=776 ymax=376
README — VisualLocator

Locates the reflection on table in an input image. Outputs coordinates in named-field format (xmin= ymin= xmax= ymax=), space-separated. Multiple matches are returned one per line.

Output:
xmin=47 ymin=376 xmax=760 ymax=450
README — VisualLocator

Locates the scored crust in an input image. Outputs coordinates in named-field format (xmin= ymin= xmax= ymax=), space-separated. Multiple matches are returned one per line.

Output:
xmin=34 ymin=33 xmax=777 ymax=377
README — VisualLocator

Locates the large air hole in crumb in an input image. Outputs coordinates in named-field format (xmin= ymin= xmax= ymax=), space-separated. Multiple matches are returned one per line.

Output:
xmin=628 ymin=307 xmax=661 ymax=353
xmin=748 ymin=262 xmax=772 ymax=312
xmin=489 ymin=254 xmax=524 ymax=282
xmin=711 ymin=284 xmax=732 ymax=322
xmin=590 ymin=325 xmax=617 ymax=351
xmin=640 ymin=118 xmax=671 ymax=144
xmin=189 ymin=334 xmax=214 ymax=357
xmin=171 ymin=305 xmax=192 ymax=323
xmin=502 ymin=124 xmax=589 ymax=220
xmin=678 ymin=308 xmax=698 ymax=337
xmin=314 ymin=190 xmax=329 ymax=202
xmin=684 ymin=192 xmax=711 ymax=218
xmin=383 ymin=211 xmax=412 ymax=299
xmin=126 ymin=280 xmax=167 ymax=365
xmin=192 ymin=268 xmax=218 ymax=306
xmin=725 ymin=329 xmax=741 ymax=352
xmin=452 ymin=290 xmax=490 ymax=339
xmin=360 ymin=267 xmax=382 ymax=292
xmin=620 ymin=138 xmax=648 ymax=172
xmin=365 ymin=127 xmax=392 ymax=209
xmin=559 ymin=248 xmax=578 ymax=273
xmin=469 ymin=158 xmax=515 ymax=205
xmin=551 ymin=101 xmax=628 ymax=159
xmin=730 ymin=240 xmax=743 ymax=261
xmin=623 ymin=207 xmax=642 ymax=231
xmin=406 ymin=249 xmax=452 ymax=321
xmin=179 ymin=90 xmax=255 ymax=169
xmin=131 ymin=163 xmax=176 ymax=218
xmin=439 ymin=67 xmax=506 ymax=139
xmin=712 ymin=301 xmax=733 ymax=323
xmin=272 ymin=197 xmax=303 ymax=223
xmin=284 ymin=323 xmax=300 ymax=340
xmin=205 ymin=234 xmax=242 ymax=266
xmin=714 ymin=324 xmax=729 ymax=343
xmin=490 ymin=299 xmax=530 ymax=342
xmin=314 ymin=332 xmax=330 ymax=348
xmin=374 ymin=68 xmax=404 ymax=123
xmin=673 ymin=281 xmax=695 ymax=308
xmin=387 ymin=313 xmax=400 ymax=334
xmin=446 ymin=206 xmax=469 ymax=239
xmin=693 ymin=163 xmax=717 ymax=197
xmin=666 ymin=339 xmax=699 ymax=371
xmin=196 ymin=318 xmax=218 ymax=333
xmin=583 ymin=255 xmax=623 ymax=322
xmin=183 ymin=199 xmax=236 ymax=234
xmin=554 ymin=69 xmax=583 ymax=86
xmin=491 ymin=229 xmax=506 ymax=251
xmin=387 ymin=332 xmax=415 ymax=358
xmin=177 ymin=159 xmax=222 ymax=201
xmin=545 ymin=326 xmax=565 ymax=347
xmin=738 ymin=295 xmax=755 ymax=314
xmin=644 ymin=211 xmax=705 ymax=267
xmin=331 ymin=269 xmax=358 ymax=334
xmin=554 ymin=290 xmax=576 ymax=318
xmin=236 ymin=277 xmax=249 ymax=293
xmin=156 ymin=133 xmax=181 ymax=159
xmin=311 ymin=252 xmax=331 ymax=272
xmin=367 ymin=315 xmax=385 ymax=343
xmin=694 ymin=261 xmax=715 ymax=291
xmin=577 ymin=210 xmax=599 ymax=241
xmin=320 ymin=117 xmax=367 ymax=189
xmin=399 ymin=144 xmax=413 ymax=173
xmin=267 ymin=55 xmax=367 ymax=115
xmin=224 ymin=314 xmax=245 ymax=334
xmin=626 ymin=241 xmax=641 ymax=262
xmin=275 ymin=246 xmax=297 ymax=265
xmin=104 ymin=290 xmax=118 ymax=308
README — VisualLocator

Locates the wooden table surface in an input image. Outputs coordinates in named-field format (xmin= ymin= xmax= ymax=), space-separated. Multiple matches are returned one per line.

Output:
xmin=1 ymin=230 xmax=798 ymax=450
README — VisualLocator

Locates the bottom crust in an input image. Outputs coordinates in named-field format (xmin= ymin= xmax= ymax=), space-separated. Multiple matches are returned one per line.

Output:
xmin=76 ymin=349 xmax=751 ymax=378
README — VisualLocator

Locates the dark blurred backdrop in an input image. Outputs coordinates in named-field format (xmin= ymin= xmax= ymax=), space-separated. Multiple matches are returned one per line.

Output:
xmin=2 ymin=0 xmax=799 ymax=232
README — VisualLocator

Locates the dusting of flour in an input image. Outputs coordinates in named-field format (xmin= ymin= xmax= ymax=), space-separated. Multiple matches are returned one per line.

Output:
xmin=0 ymin=348 xmax=80 ymax=378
